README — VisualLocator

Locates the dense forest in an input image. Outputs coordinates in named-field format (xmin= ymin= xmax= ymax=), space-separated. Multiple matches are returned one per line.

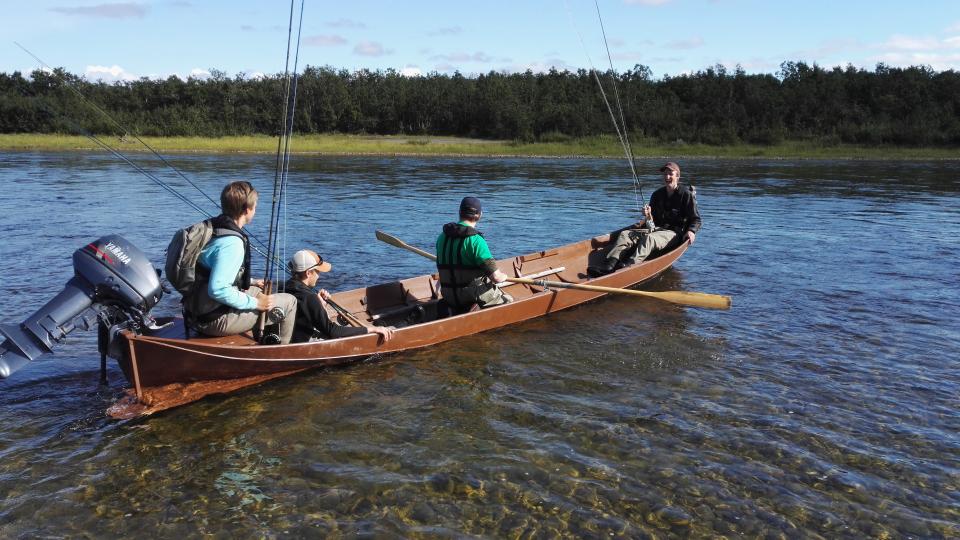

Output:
xmin=1 ymin=62 xmax=958 ymax=146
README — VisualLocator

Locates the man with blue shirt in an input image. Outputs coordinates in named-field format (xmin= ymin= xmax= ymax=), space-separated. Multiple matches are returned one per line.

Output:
xmin=435 ymin=196 xmax=512 ymax=316
xmin=188 ymin=181 xmax=297 ymax=344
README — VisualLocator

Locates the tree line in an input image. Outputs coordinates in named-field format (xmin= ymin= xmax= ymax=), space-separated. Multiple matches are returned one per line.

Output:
xmin=1 ymin=62 xmax=958 ymax=146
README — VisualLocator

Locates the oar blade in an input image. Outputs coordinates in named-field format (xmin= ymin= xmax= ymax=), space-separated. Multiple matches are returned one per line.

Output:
xmin=376 ymin=230 xmax=437 ymax=261
xmin=375 ymin=229 xmax=403 ymax=248
xmin=641 ymin=290 xmax=732 ymax=310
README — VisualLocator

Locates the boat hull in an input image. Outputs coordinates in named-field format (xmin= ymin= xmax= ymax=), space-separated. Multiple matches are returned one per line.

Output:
xmin=118 ymin=230 xmax=688 ymax=391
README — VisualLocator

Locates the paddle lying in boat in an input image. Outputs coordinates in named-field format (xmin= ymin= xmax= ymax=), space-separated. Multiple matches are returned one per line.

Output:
xmin=374 ymin=230 xmax=731 ymax=310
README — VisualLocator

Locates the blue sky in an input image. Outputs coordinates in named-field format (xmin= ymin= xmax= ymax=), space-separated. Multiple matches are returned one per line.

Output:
xmin=3 ymin=1 xmax=960 ymax=82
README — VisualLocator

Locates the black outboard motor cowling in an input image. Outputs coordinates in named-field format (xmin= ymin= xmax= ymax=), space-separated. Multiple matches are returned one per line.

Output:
xmin=0 ymin=235 xmax=163 ymax=378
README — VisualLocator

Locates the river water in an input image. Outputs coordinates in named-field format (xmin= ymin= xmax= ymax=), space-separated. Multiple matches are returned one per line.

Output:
xmin=0 ymin=151 xmax=957 ymax=538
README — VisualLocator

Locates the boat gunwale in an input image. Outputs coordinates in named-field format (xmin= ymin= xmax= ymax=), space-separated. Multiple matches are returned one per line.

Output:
xmin=122 ymin=234 xmax=688 ymax=363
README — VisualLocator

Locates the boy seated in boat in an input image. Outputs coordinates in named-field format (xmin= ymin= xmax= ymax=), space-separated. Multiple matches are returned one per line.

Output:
xmin=283 ymin=249 xmax=395 ymax=343
xmin=590 ymin=162 xmax=701 ymax=276
xmin=435 ymin=196 xmax=512 ymax=316
xmin=189 ymin=181 xmax=298 ymax=344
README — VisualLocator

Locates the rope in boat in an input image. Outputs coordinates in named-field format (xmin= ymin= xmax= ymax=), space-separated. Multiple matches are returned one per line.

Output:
xmin=565 ymin=1 xmax=645 ymax=216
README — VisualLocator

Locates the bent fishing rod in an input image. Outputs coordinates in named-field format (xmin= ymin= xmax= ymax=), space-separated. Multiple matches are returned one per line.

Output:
xmin=566 ymin=0 xmax=645 ymax=215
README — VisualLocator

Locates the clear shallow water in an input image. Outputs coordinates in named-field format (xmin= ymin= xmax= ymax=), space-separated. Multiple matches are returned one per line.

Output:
xmin=0 ymin=152 xmax=958 ymax=538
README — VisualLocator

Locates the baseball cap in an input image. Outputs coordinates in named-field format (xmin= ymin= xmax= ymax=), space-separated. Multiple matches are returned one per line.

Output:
xmin=459 ymin=196 xmax=482 ymax=216
xmin=288 ymin=249 xmax=332 ymax=273
xmin=660 ymin=162 xmax=680 ymax=174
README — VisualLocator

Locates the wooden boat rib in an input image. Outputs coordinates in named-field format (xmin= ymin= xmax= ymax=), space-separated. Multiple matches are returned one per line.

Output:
xmin=113 ymin=229 xmax=688 ymax=415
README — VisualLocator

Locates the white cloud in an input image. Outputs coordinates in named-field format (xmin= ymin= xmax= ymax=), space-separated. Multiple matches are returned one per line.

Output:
xmin=648 ymin=56 xmax=682 ymax=64
xmin=428 ymin=26 xmax=463 ymax=37
xmin=190 ymin=68 xmax=211 ymax=79
xmin=864 ymin=31 xmax=960 ymax=70
xmin=52 ymin=2 xmax=148 ymax=18
xmin=354 ymin=41 xmax=392 ymax=56
xmin=611 ymin=51 xmax=645 ymax=61
xmin=429 ymin=51 xmax=496 ymax=63
xmin=947 ymin=21 xmax=960 ymax=33
xmin=305 ymin=34 xmax=347 ymax=46
xmin=327 ymin=18 xmax=365 ymax=29
xmin=85 ymin=64 xmax=137 ymax=81
xmin=870 ymin=52 xmax=960 ymax=70
xmin=400 ymin=66 xmax=422 ymax=77
xmin=788 ymin=38 xmax=862 ymax=59
xmin=883 ymin=34 xmax=939 ymax=51
xmin=665 ymin=37 xmax=704 ymax=50
xmin=624 ymin=0 xmax=673 ymax=5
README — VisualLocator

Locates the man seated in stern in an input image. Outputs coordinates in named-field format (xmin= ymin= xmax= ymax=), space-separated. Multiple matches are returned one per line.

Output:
xmin=590 ymin=161 xmax=701 ymax=277
xmin=284 ymin=249 xmax=395 ymax=343
xmin=189 ymin=181 xmax=298 ymax=344
xmin=435 ymin=196 xmax=512 ymax=316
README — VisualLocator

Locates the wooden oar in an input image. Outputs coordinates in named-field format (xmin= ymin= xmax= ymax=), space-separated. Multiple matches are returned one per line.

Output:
xmin=509 ymin=277 xmax=731 ymax=310
xmin=375 ymin=230 xmax=732 ymax=310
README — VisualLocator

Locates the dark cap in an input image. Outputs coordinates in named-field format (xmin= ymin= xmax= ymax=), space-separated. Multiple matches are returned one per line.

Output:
xmin=459 ymin=196 xmax=482 ymax=216
xmin=660 ymin=162 xmax=680 ymax=174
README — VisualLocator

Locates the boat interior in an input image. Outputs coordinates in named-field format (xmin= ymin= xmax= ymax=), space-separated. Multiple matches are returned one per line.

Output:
xmin=143 ymin=230 xmax=679 ymax=346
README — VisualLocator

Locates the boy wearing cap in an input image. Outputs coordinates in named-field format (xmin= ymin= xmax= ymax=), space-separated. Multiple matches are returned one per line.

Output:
xmin=435 ymin=196 xmax=512 ymax=315
xmin=591 ymin=162 xmax=701 ymax=276
xmin=284 ymin=250 xmax=395 ymax=343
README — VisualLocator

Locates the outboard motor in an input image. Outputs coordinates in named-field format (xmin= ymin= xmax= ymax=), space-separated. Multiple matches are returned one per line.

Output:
xmin=0 ymin=235 xmax=163 ymax=378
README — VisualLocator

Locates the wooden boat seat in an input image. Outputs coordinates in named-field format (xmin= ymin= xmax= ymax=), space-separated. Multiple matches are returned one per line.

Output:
xmin=362 ymin=278 xmax=437 ymax=318
xmin=362 ymin=281 xmax=407 ymax=313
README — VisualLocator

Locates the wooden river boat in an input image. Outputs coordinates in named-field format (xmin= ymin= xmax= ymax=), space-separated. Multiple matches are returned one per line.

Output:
xmin=107 ymin=229 xmax=689 ymax=417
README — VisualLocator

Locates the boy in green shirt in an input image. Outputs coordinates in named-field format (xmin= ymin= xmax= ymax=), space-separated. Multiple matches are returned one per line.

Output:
xmin=435 ymin=196 xmax=512 ymax=315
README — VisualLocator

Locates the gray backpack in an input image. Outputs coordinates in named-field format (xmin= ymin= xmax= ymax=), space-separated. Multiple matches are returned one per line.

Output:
xmin=164 ymin=220 xmax=214 ymax=295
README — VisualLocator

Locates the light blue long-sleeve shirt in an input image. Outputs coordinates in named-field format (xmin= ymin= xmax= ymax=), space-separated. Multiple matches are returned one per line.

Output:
xmin=197 ymin=235 xmax=257 ymax=311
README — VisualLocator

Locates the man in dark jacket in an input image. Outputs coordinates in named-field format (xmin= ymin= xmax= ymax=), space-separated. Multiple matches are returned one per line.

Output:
xmin=591 ymin=161 xmax=702 ymax=276
xmin=283 ymin=249 xmax=394 ymax=343
xmin=435 ymin=196 xmax=512 ymax=315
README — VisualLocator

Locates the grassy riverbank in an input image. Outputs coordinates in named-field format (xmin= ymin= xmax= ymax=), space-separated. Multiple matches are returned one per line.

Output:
xmin=0 ymin=133 xmax=956 ymax=160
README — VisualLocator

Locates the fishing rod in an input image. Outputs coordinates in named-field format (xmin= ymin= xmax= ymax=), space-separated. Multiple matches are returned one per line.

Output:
xmin=14 ymin=43 xmax=293 ymax=269
xmin=15 ymin=42 xmax=223 ymax=217
xmin=592 ymin=0 xmax=643 ymax=203
xmin=263 ymin=0 xmax=306 ymax=296
xmin=566 ymin=0 xmax=645 ymax=216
